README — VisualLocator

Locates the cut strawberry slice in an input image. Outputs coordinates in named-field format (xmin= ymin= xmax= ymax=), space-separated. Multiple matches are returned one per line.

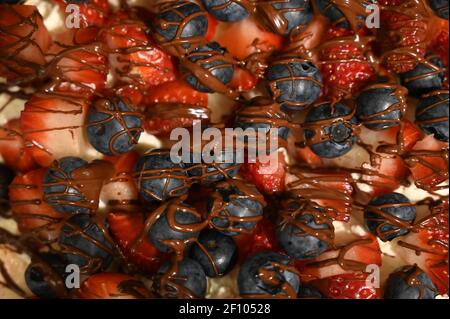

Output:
xmin=9 ymin=168 xmax=63 ymax=243
xmin=77 ymin=272 xmax=151 ymax=299
xmin=0 ymin=119 xmax=37 ymax=173
xmin=0 ymin=5 xmax=52 ymax=82
xmin=295 ymin=146 xmax=324 ymax=169
xmin=144 ymin=79 xmax=209 ymax=106
xmin=20 ymin=92 xmax=94 ymax=167
xmin=107 ymin=211 xmax=169 ymax=274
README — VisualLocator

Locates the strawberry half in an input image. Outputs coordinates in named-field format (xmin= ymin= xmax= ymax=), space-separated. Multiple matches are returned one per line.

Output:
xmin=9 ymin=168 xmax=63 ymax=243
xmin=107 ymin=211 xmax=169 ymax=274
xmin=0 ymin=119 xmax=37 ymax=173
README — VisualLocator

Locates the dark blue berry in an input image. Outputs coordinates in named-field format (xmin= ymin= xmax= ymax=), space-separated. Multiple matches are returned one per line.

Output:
xmin=298 ymin=285 xmax=325 ymax=299
xmin=155 ymin=258 xmax=207 ymax=298
xmin=238 ymin=251 xmax=300 ymax=298
xmin=202 ymin=0 xmax=249 ymax=22
xmin=428 ymin=0 xmax=448 ymax=20
xmin=0 ymin=164 xmax=14 ymax=210
xmin=276 ymin=199 xmax=333 ymax=260
xmin=181 ymin=42 xmax=234 ymax=93
xmin=384 ymin=265 xmax=438 ymax=299
xmin=400 ymin=56 xmax=445 ymax=97
xmin=59 ymin=214 xmax=114 ymax=273
xmin=356 ymin=86 xmax=405 ymax=130
xmin=148 ymin=200 xmax=201 ymax=253
xmin=152 ymin=1 xmax=208 ymax=56
xmin=207 ymin=180 xmax=265 ymax=236
xmin=86 ymin=97 xmax=142 ymax=156
xmin=43 ymin=157 xmax=90 ymax=214
xmin=416 ymin=90 xmax=449 ymax=142
xmin=364 ymin=192 xmax=416 ymax=242
xmin=304 ymin=102 xmax=359 ymax=158
xmin=190 ymin=229 xmax=237 ymax=277
xmin=266 ymin=58 xmax=322 ymax=111
xmin=134 ymin=150 xmax=190 ymax=202
xmin=257 ymin=0 xmax=313 ymax=35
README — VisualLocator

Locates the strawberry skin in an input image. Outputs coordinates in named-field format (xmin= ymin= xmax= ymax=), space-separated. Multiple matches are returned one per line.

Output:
xmin=312 ymin=272 xmax=381 ymax=299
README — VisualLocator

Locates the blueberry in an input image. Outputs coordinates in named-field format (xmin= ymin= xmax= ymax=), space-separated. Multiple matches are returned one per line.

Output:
xmin=364 ymin=192 xmax=416 ymax=241
xmin=43 ymin=157 xmax=90 ymax=214
xmin=86 ymin=97 xmax=142 ymax=156
xmin=190 ymin=229 xmax=237 ymax=277
xmin=148 ymin=200 xmax=202 ymax=253
xmin=256 ymin=0 xmax=313 ymax=36
xmin=416 ymin=90 xmax=449 ymax=142
xmin=152 ymin=1 xmax=208 ymax=56
xmin=400 ymin=56 xmax=445 ymax=97
xmin=238 ymin=251 xmax=300 ymax=298
xmin=134 ymin=149 xmax=190 ymax=202
xmin=0 ymin=164 xmax=14 ymax=211
xmin=356 ymin=86 xmax=405 ymax=130
xmin=298 ymin=285 xmax=325 ymax=299
xmin=304 ymin=102 xmax=359 ymax=158
xmin=276 ymin=199 xmax=333 ymax=260
xmin=316 ymin=0 xmax=368 ymax=29
xmin=181 ymin=42 xmax=234 ymax=93
xmin=266 ymin=58 xmax=322 ymax=111
xmin=384 ymin=265 xmax=438 ymax=299
xmin=154 ymin=258 xmax=207 ymax=298
xmin=427 ymin=0 xmax=448 ymax=19
xmin=184 ymin=149 xmax=241 ymax=185
xmin=207 ymin=180 xmax=265 ymax=236
xmin=59 ymin=214 xmax=114 ymax=273
xmin=202 ymin=0 xmax=249 ymax=22
xmin=25 ymin=253 xmax=68 ymax=299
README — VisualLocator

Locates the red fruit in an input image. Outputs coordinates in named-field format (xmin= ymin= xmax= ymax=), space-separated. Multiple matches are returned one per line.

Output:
xmin=107 ymin=212 xmax=169 ymax=274
xmin=0 ymin=5 xmax=52 ymax=82
xmin=378 ymin=119 xmax=423 ymax=152
xmin=77 ymin=273 xmax=151 ymax=299
xmin=311 ymin=272 xmax=381 ymax=299
xmin=144 ymin=79 xmax=209 ymax=106
xmin=0 ymin=119 xmax=37 ymax=173
xmin=298 ymin=236 xmax=382 ymax=280
xmin=205 ymin=14 xmax=218 ymax=41
xmin=239 ymin=151 xmax=287 ymax=194
xmin=112 ymin=84 xmax=144 ymax=107
xmin=54 ymin=0 xmax=110 ymax=28
xmin=9 ymin=168 xmax=63 ymax=243
xmin=213 ymin=16 xmax=283 ymax=60
xmin=229 ymin=67 xmax=258 ymax=92
xmin=295 ymin=146 xmax=324 ymax=168
xmin=20 ymin=92 xmax=93 ymax=167
xmin=100 ymin=151 xmax=140 ymax=211
xmin=102 ymin=17 xmax=175 ymax=89
xmin=319 ymin=36 xmax=375 ymax=101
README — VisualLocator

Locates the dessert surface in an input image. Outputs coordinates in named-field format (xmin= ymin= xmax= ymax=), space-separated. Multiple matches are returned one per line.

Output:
xmin=0 ymin=0 xmax=448 ymax=299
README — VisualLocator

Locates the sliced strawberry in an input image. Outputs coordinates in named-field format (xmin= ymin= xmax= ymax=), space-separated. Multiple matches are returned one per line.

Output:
xmin=20 ymin=91 xmax=93 ymax=167
xmin=100 ymin=151 xmax=139 ymax=211
xmin=213 ymin=16 xmax=283 ymax=60
xmin=77 ymin=273 xmax=151 ymax=299
xmin=295 ymin=146 xmax=324 ymax=169
xmin=205 ymin=13 xmax=218 ymax=41
xmin=112 ymin=84 xmax=144 ymax=107
xmin=429 ymin=27 xmax=449 ymax=67
xmin=239 ymin=151 xmax=287 ymax=194
xmin=143 ymin=79 xmax=209 ymax=106
xmin=298 ymin=235 xmax=382 ymax=280
xmin=0 ymin=5 xmax=52 ymax=82
xmin=102 ymin=16 xmax=175 ymax=89
xmin=107 ymin=211 xmax=169 ymax=274
xmin=375 ymin=119 xmax=423 ymax=152
xmin=311 ymin=272 xmax=381 ymax=299
xmin=53 ymin=0 xmax=110 ymax=28
xmin=0 ymin=119 xmax=37 ymax=173
xmin=9 ymin=168 xmax=63 ymax=243
xmin=229 ymin=67 xmax=258 ymax=92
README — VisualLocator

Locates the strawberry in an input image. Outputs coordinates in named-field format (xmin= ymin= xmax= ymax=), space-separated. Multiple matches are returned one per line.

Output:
xmin=311 ymin=272 xmax=381 ymax=299
xmin=101 ymin=16 xmax=175 ymax=89
xmin=77 ymin=272 xmax=151 ymax=299
xmin=142 ymin=79 xmax=210 ymax=136
xmin=212 ymin=16 xmax=283 ymax=60
xmin=318 ymin=35 xmax=375 ymax=101
xmin=430 ymin=28 xmax=449 ymax=67
xmin=295 ymin=146 xmax=324 ymax=169
xmin=112 ymin=84 xmax=144 ymax=107
xmin=0 ymin=119 xmax=37 ymax=173
xmin=100 ymin=151 xmax=140 ymax=211
xmin=0 ymin=5 xmax=52 ymax=82
xmin=239 ymin=151 xmax=287 ymax=194
xmin=54 ymin=0 xmax=110 ymax=28
xmin=20 ymin=91 xmax=94 ymax=167
xmin=298 ymin=235 xmax=382 ymax=280
xmin=9 ymin=168 xmax=63 ymax=243
xmin=205 ymin=13 xmax=218 ymax=42
xmin=229 ymin=67 xmax=258 ymax=92
xmin=107 ymin=211 xmax=169 ymax=274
